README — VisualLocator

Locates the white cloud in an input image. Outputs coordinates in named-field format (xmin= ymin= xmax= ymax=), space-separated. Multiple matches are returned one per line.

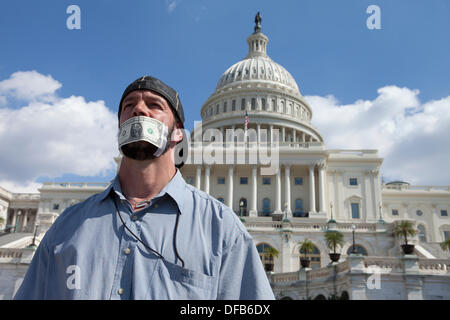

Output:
xmin=306 ymin=86 xmax=450 ymax=186
xmin=0 ymin=71 xmax=118 ymax=193
xmin=0 ymin=70 xmax=62 ymax=102
xmin=166 ymin=0 xmax=179 ymax=13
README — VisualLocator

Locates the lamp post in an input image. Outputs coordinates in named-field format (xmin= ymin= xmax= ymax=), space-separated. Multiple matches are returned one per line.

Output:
xmin=327 ymin=202 xmax=337 ymax=232
xmin=351 ymin=224 xmax=356 ymax=254
xmin=14 ymin=211 xmax=21 ymax=233
xmin=378 ymin=203 xmax=385 ymax=223
xmin=239 ymin=200 xmax=245 ymax=222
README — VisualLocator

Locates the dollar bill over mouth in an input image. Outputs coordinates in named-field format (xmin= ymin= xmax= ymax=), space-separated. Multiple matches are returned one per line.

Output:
xmin=118 ymin=116 xmax=166 ymax=150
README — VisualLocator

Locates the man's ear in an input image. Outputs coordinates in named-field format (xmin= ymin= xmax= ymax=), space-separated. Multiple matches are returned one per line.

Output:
xmin=171 ymin=121 xmax=184 ymax=144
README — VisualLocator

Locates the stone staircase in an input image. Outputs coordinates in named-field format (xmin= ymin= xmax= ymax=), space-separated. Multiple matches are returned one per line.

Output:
xmin=418 ymin=242 xmax=450 ymax=259
xmin=0 ymin=232 xmax=33 ymax=248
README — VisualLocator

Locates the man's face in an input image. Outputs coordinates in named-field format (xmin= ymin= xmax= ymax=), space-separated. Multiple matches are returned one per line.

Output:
xmin=119 ymin=90 xmax=182 ymax=160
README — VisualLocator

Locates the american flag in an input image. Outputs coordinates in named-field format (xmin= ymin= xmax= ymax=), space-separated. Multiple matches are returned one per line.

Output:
xmin=244 ymin=110 xmax=249 ymax=131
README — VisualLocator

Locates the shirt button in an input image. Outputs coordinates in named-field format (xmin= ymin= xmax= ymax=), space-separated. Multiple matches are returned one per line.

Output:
xmin=131 ymin=214 xmax=138 ymax=221
xmin=118 ymin=288 xmax=124 ymax=295
xmin=124 ymin=248 xmax=131 ymax=255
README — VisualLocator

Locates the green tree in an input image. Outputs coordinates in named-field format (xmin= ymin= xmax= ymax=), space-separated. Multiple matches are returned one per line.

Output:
xmin=324 ymin=231 xmax=344 ymax=254
xmin=440 ymin=239 xmax=450 ymax=252
xmin=263 ymin=246 xmax=279 ymax=260
xmin=393 ymin=220 xmax=417 ymax=245
xmin=298 ymin=238 xmax=315 ymax=260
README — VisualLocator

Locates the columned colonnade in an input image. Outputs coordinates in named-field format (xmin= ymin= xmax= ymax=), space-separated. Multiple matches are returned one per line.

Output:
xmin=194 ymin=161 xmax=328 ymax=217
xmin=6 ymin=208 xmax=37 ymax=233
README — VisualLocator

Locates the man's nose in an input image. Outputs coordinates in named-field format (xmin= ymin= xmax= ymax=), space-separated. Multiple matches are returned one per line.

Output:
xmin=132 ymin=100 xmax=151 ymax=117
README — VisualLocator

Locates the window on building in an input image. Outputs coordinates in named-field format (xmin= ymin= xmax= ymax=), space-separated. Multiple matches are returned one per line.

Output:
xmin=294 ymin=177 xmax=303 ymax=185
xmin=262 ymin=177 xmax=271 ymax=185
xmin=351 ymin=203 xmax=360 ymax=219
xmin=241 ymin=98 xmax=246 ymax=110
xmin=294 ymin=199 xmax=305 ymax=217
xmin=440 ymin=210 xmax=448 ymax=217
xmin=349 ymin=178 xmax=358 ymax=186
xmin=53 ymin=203 xmax=60 ymax=211
xmin=217 ymin=177 xmax=225 ymax=184
xmin=262 ymin=98 xmax=266 ymax=110
xmin=251 ymin=98 xmax=256 ymax=110
xmin=444 ymin=231 xmax=450 ymax=241
xmin=232 ymin=100 xmax=236 ymax=111
xmin=240 ymin=177 xmax=248 ymax=185
xmin=216 ymin=104 xmax=219 ymax=114
xmin=257 ymin=243 xmax=275 ymax=271
xmin=272 ymin=99 xmax=276 ymax=111
xmin=217 ymin=197 xmax=225 ymax=204
xmin=416 ymin=210 xmax=423 ymax=217
xmin=223 ymin=101 xmax=227 ymax=113
xmin=392 ymin=209 xmax=399 ymax=216
xmin=346 ymin=244 xmax=368 ymax=256
xmin=299 ymin=244 xmax=321 ymax=269
xmin=262 ymin=198 xmax=271 ymax=216
xmin=418 ymin=225 xmax=427 ymax=242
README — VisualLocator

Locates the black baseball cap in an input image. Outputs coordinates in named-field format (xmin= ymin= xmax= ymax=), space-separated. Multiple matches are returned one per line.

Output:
xmin=118 ymin=75 xmax=185 ymax=128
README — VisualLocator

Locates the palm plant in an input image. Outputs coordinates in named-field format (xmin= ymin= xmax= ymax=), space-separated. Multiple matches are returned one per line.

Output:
xmin=393 ymin=220 xmax=417 ymax=245
xmin=263 ymin=246 xmax=279 ymax=260
xmin=324 ymin=231 xmax=344 ymax=254
xmin=263 ymin=246 xmax=279 ymax=272
xmin=298 ymin=239 xmax=315 ymax=260
xmin=440 ymin=239 xmax=450 ymax=252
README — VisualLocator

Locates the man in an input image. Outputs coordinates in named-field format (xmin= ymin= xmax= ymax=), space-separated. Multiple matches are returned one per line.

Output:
xmin=14 ymin=75 xmax=275 ymax=300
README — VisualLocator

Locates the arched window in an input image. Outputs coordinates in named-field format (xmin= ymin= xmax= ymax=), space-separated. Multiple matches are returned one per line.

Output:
xmin=299 ymin=244 xmax=321 ymax=269
xmin=346 ymin=244 xmax=368 ymax=256
xmin=294 ymin=199 xmax=304 ymax=217
xmin=262 ymin=198 xmax=271 ymax=216
xmin=418 ymin=225 xmax=427 ymax=242
xmin=239 ymin=198 xmax=247 ymax=216
xmin=257 ymin=243 xmax=275 ymax=271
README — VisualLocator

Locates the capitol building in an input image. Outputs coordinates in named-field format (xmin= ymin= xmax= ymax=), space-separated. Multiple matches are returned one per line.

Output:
xmin=1 ymin=16 xmax=449 ymax=300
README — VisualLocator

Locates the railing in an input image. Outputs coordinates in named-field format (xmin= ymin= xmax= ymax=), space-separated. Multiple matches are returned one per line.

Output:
xmin=10 ymin=193 xmax=40 ymax=200
xmin=0 ymin=248 xmax=35 ymax=264
xmin=269 ymin=256 xmax=450 ymax=284
xmin=41 ymin=182 xmax=110 ymax=189
xmin=383 ymin=184 xmax=450 ymax=192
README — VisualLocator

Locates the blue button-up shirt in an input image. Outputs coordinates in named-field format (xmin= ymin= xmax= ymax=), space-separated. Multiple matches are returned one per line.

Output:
xmin=14 ymin=170 xmax=274 ymax=300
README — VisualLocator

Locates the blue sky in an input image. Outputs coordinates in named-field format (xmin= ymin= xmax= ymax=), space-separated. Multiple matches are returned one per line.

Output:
xmin=0 ymin=0 xmax=449 ymax=191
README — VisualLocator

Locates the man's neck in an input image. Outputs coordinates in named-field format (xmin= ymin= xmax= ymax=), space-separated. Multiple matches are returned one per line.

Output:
xmin=118 ymin=154 xmax=177 ymax=204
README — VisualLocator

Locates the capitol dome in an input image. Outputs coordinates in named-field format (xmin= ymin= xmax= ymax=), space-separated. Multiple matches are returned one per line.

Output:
xmin=215 ymin=31 xmax=301 ymax=95
xmin=198 ymin=14 xmax=324 ymax=145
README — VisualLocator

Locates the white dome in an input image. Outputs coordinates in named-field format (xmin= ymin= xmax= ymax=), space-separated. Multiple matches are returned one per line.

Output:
xmin=215 ymin=56 xmax=301 ymax=94
xmin=214 ymin=31 xmax=301 ymax=95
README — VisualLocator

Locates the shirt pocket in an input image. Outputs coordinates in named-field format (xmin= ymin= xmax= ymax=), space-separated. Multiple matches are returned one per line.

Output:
xmin=146 ymin=259 xmax=215 ymax=300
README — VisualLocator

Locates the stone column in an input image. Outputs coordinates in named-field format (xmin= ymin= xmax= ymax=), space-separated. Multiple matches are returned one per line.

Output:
xmin=318 ymin=161 xmax=326 ymax=213
xmin=282 ymin=127 xmax=285 ymax=143
xmin=284 ymin=165 xmax=292 ymax=217
xmin=269 ymin=125 xmax=273 ymax=144
xmin=309 ymin=164 xmax=316 ymax=214
xmin=292 ymin=128 xmax=296 ymax=144
xmin=10 ymin=209 xmax=16 ymax=229
xmin=275 ymin=166 xmax=282 ymax=214
xmin=227 ymin=165 xmax=234 ymax=211
xmin=196 ymin=165 xmax=202 ymax=190
xmin=257 ymin=124 xmax=261 ymax=143
xmin=250 ymin=165 xmax=258 ymax=217
xmin=204 ymin=165 xmax=210 ymax=194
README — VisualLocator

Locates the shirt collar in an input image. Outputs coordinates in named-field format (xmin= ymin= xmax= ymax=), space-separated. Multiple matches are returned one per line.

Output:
xmin=99 ymin=169 xmax=187 ymax=214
